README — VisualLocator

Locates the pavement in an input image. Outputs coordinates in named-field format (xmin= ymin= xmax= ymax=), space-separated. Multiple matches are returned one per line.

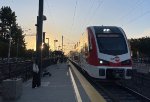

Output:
xmin=0 ymin=63 xmax=86 ymax=102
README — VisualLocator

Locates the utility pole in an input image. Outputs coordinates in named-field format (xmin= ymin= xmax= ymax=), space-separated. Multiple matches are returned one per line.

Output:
xmin=54 ymin=40 xmax=58 ymax=51
xmin=8 ymin=34 xmax=12 ymax=78
xmin=8 ymin=35 xmax=12 ymax=64
xmin=36 ymin=0 xmax=44 ymax=86
xmin=62 ymin=35 xmax=63 ymax=52
xmin=62 ymin=35 xmax=64 ymax=62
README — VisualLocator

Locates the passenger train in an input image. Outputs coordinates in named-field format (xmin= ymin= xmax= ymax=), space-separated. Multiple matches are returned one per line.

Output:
xmin=69 ymin=26 xmax=132 ymax=79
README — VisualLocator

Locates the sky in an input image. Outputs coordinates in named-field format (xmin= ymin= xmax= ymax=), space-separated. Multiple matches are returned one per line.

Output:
xmin=1 ymin=0 xmax=150 ymax=53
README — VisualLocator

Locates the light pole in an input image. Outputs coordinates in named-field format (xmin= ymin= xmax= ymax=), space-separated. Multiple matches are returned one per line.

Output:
xmin=46 ymin=38 xmax=50 ymax=58
xmin=54 ymin=39 xmax=58 ymax=51
xmin=8 ymin=37 xmax=12 ymax=63
xmin=7 ymin=30 xmax=12 ymax=63
xmin=35 ymin=0 xmax=47 ymax=86
xmin=7 ymin=27 xmax=12 ymax=78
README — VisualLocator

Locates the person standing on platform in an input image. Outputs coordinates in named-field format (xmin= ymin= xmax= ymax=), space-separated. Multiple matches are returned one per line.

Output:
xmin=32 ymin=59 xmax=39 ymax=88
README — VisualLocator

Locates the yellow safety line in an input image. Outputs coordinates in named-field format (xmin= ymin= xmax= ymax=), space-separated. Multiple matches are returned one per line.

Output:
xmin=69 ymin=62 xmax=106 ymax=102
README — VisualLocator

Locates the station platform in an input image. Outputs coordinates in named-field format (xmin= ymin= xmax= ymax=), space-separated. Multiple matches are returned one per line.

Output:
xmin=0 ymin=62 xmax=106 ymax=102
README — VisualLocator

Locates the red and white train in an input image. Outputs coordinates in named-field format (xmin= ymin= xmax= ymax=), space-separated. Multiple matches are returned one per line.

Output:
xmin=69 ymin=26 xmax=132 ymax=79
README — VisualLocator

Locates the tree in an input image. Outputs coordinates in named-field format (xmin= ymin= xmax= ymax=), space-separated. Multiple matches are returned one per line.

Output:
xmin=0 ymin=6 xmax=26 ymax=58
xmin=0 ymin=6 xmax=16 ymax=39
xmin=24 ymin=49 xmax=35 ymax=59
xmin=130 ymin=37 xmax=150 ymax=58
xmin=11 ymin=25 xmax=26 ymax=57
xmin=0 ymin=38 xmax=8 ymax=58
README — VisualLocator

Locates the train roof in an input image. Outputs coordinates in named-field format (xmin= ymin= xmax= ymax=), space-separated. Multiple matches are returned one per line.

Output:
xmin=87 ymin=26 xmax=123 ymax=34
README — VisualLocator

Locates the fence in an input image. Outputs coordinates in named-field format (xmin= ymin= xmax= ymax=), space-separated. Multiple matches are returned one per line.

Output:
xmin=133 ymin=63 xmax=150 ymax=74
xmin=121 ymin=71 xmax=150 ymax=99
xmin=0 ymin=61 xmax=32 ymax=83
xmin=0 ymin=58 xmax=58 ymax=83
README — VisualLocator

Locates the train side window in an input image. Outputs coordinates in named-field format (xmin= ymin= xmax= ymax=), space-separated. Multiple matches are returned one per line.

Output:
xmin=89 ymin=34 xmax=92 ymax=51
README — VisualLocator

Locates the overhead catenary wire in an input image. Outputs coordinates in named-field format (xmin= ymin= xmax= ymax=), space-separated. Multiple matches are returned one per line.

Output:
xmin=80 ymin=0 xmax=95 ymax=32
xmin=45 ymin=0 xmax=78 ymax=50
xmin=45 ymin=0 xmax=55 ymax=27
xmin=63 ymin=36 xmax=76 ymax=44
xmin=66 ymin=0 xmax=98 ymax=51
xmin=44 ymin=0 xmax=59 ymax=50
xmin=117 ymin=1 xmax=149 ymax=26
xmin=63 ymin=36 xmax=76 ymax=49
xmin=118 ymin=0 xmax=144 ymax=21
xmin=69 ymin=0 xmax=78 ymax=36
xmin=126 ymin=10 xmax=150 ymax=25
xmin=74 ymin=0 xmax=104 ymax=42
xmin=80 ymin=0 xmax=104 ymax=33
xmin=60 ymin=0 xmax=78 ymax=51
xmin=86 ymin=0 xmax=104 ymax=25
xmin=117 ymin=0 xmax=149 ymax=27
xmin=45 ymin=0 xmax=56 ymax=39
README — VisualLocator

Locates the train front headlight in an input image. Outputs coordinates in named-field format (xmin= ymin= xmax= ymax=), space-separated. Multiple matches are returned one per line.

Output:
xmin=99 ymin=60 xmax=103 ymax=64
xmin=99 ymin=59 xmax=109 ymax=65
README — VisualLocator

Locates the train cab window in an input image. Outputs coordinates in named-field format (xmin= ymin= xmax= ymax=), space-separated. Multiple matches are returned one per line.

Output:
xmin=96 ymin=33 xmax=128 ymax=55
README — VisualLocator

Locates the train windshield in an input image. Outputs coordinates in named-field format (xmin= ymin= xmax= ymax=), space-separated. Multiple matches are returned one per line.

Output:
xmin=96 ymin=33 xmax=128 ymax=55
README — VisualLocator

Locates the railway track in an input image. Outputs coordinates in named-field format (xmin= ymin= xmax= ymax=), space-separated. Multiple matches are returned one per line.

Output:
xmin=95 ymin=80 xmax=150 ymax=102
xmin=70 ymin=60 xmax=150 ymax=102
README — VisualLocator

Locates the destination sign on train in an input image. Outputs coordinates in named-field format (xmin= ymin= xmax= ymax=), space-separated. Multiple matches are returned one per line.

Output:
xmin=97 ymin=34 xmax=119 ymax=37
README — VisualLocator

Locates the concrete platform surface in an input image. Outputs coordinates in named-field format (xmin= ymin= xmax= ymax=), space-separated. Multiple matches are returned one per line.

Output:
xmin=1 ymin=63 xmax=79 ymax=102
